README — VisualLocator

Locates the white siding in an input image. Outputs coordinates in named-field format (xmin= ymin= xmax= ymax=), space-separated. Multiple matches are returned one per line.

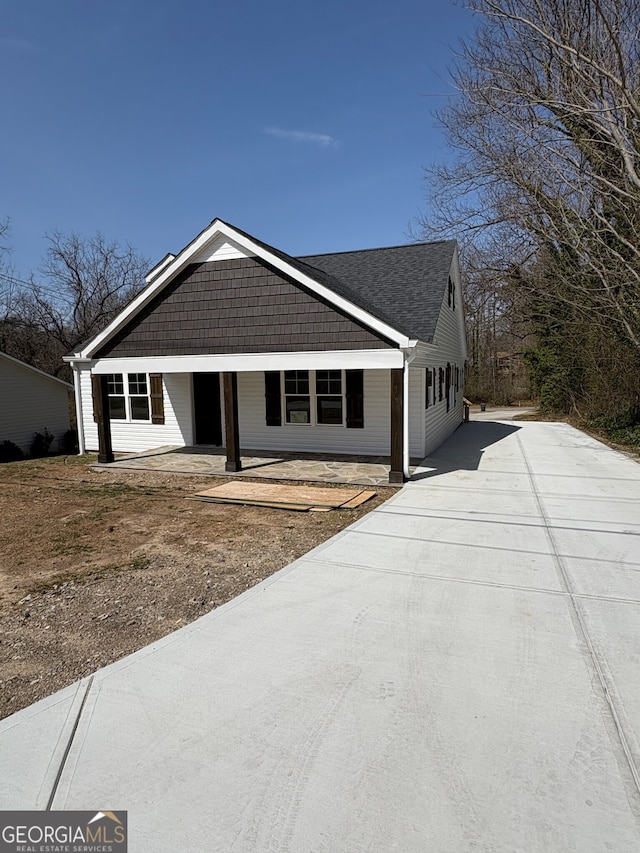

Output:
xmin=192 ymin=234 xmax=255 ymax=263
xmin=80 ymin=369 xmax=193 ymax=453
xmin=0 ymin=360 xmax=71 ymax=452
xmin=424 ymin=382 xmax=464 ymax=457
xmin=237 ymin=370 xmax=392 ymax=456
xmin=411 ymin=255 xmax=466 ymax=459
xmin=408 ymin=366 xmax=425 ymax=459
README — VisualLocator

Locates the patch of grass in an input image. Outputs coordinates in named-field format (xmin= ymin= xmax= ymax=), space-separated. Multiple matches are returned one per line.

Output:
xmin=130 ymin=555 xmax=152 ymax=571
xmin=27 ymin=569 xmax=95 ymax=594
xmin=50 ymin=524 xmax=95 ymax=557
xmin=51 ymin=542 xmax=94 ymax=557
xmin=59 ymin=453 xmax=98 ymax=466
xmin=26 ymin=557 xmax=153 ymax=597
xmin=74 ymin=482 xmax=164 ymax=498
xmin=74 ymin=482 xmax=140 ymax=497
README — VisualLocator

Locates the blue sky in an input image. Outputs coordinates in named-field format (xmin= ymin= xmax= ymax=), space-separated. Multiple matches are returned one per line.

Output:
xmin=1 ymin=0 xmax=477 ymax=278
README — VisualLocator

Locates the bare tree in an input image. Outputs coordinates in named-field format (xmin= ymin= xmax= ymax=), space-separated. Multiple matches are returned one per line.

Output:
xmin=1 ymin=232 xmax=149 ymax=378
xmin=463 ymin=242 xmax=536 ymax=403
xmin=23 ymin=231 xmax=149 ymax=357
xmin=420 ymin=0 xmax=640 ymax=358
xmin=0 ymin=218 xmax=16 ymax=321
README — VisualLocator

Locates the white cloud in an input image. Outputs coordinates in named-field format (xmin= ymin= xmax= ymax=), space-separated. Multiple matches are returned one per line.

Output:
xmin=264 ymin=127 xmax=339 ymax=148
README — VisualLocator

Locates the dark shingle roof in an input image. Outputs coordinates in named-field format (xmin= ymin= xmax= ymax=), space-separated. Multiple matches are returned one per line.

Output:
xmin=299 ymin=241 xmax=457 ymax=343
xmin=218 ymin=221 xmax=456 ymax=343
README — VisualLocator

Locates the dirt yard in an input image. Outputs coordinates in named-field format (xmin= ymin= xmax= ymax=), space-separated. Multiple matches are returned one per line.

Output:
xmin=0 ymin=455 xmax=390 ymax=720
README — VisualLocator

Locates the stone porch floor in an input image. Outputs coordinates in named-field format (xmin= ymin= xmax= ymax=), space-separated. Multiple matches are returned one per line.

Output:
xmin=94 ymin=446 xmax=410 ymax=487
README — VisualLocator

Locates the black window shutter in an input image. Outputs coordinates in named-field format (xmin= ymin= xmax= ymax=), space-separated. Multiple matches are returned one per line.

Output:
xmin=345 ymin=370 xmax=364 ymax=429
xmin=264 ymin=372 xmax=282 ymax=426
xmin=149 ymin=373 xmax=165 ymax=424
xmin=446 ymin=363 xmax=451 ymax=412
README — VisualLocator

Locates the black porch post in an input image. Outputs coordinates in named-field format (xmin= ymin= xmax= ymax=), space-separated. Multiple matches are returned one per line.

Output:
xmin=92 ymin=374 xmax=114 ymax=464
xmin=389 ymin=367 xmax=404 ymax=484
xmin=223 ymin=371 xmax=241 ymax=472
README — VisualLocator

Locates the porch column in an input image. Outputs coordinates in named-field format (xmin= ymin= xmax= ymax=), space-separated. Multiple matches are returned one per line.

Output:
xmin=91 ymin=374 xmax=114 ymax=464
xmin=389 ymin=367 xmax=404 ymax=484
xmin=223 ymin=371 xmax=241 ymax=472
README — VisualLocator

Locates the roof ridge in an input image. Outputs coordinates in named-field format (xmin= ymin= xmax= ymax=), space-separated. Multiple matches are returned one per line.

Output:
xmin=297 ymin=239 xmax=455 ymax=259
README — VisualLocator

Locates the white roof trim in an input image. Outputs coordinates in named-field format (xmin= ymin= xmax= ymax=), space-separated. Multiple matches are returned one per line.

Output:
xmin=0 ymin=351 xmax=73 ymax=389
xmin=78 ymin=219 xmax=410 ymax=358
xmin=145 ymin=253 xmax=176 ymax=283
xmin=450 ymin=246 xmax=468 ymax=361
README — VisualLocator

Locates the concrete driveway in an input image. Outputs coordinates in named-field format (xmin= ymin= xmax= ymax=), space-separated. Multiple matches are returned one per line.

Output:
xmin=2 ymin=420 xmax=640 ymax=852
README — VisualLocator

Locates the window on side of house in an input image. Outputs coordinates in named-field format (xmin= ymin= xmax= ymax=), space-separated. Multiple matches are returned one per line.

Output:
xmin=106 ymin=373 xmax=151 ymax=421
xmin=446 ymin=363 xmax=451 ymax=412
xmin=438 ymin=367 xmax=444 ymax=402
xmin=425 ymin=369 xmax=432 ymax=409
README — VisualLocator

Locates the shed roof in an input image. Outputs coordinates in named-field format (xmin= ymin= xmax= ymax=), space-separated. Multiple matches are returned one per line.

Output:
xmin=0 ymin=351 xmax=73 ymax=389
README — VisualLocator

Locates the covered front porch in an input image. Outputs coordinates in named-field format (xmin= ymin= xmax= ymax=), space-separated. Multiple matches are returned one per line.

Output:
xmin=92 ymin=445 xmax=415 ymax=488
xmin=86 ymin=354 xmax=410 ymax=484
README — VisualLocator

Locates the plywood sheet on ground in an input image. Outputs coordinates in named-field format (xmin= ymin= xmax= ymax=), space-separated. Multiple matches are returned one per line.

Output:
xmin=187 ymin=481 xmax=376 ymax=511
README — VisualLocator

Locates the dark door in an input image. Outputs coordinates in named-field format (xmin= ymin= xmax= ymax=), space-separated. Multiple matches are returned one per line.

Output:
xmin=193 ymin=373 xmax=222 ymax=445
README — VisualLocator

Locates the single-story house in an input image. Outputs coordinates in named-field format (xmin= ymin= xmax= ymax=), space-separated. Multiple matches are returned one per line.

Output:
xmin=65 ymin=219 xmax=466 ymax=483
xmin=0 ymin=351 xmax=73 ymax=454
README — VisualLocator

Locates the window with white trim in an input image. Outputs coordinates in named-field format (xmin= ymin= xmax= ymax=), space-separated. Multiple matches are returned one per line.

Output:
xmin=106 ymin=373 xmax=151 ymax=421
xmin=283 ymin=370 xmax=345 ymax=426
xmin=284 ymin=370 xmax=311 ymax=424
xmin=425 ymin=369 xmax=432 ymax=409
xmin=315 ymin=370 xmax=343 ymax=425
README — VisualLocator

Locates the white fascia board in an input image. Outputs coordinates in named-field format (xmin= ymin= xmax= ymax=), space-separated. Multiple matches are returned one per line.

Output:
xmin=91 ymin=349 xmax=405 ymax=375
xmin=450 ymin=248 xmax=468 ymax=360
xmin=80 ymin=219 xmax=409 ymax=358
xmin=63 ymin=356 xmax=92 ymax=365
xmin=79 ymin=221 xmax=225 ymax=357
xmin=145 ymin=253 xmax=176 ymax=283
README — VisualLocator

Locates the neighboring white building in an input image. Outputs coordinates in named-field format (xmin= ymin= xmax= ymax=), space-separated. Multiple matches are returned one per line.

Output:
xmin=65 ymin=219 xmax=467 ymax=483
xmin=0 ymin=351 xmax=73 ymax=454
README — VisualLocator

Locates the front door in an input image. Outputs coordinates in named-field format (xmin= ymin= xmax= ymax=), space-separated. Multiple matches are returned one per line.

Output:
xmin=193 ymin=373 xmax=222 ymax=445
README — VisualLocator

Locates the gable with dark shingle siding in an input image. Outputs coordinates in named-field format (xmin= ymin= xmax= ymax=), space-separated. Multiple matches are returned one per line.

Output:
xmin=96 ymin=257 xmax=394 ymax=358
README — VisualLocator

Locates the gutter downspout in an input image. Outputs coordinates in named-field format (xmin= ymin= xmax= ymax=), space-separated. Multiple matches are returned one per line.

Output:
xmin=403 ymin=349 xmax=416 ymax=480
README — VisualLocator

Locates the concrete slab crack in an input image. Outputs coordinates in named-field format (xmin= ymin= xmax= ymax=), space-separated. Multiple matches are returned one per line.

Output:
xmin=45 ymin=676 xmax=94 ymax=810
